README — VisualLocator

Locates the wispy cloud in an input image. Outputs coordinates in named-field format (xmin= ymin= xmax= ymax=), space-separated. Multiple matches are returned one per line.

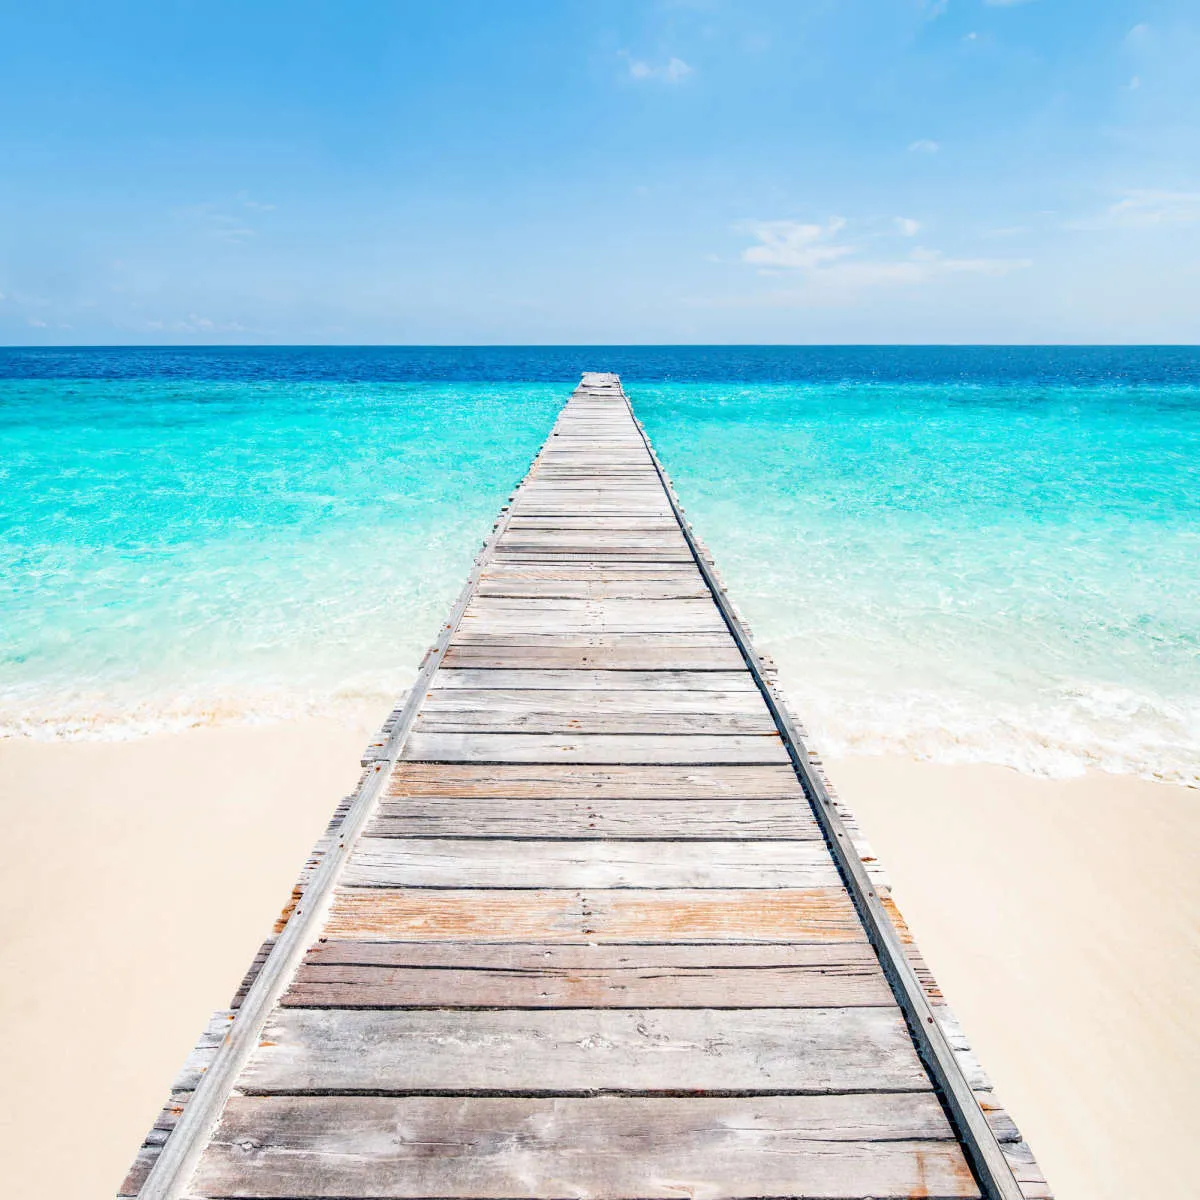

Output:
xmin=908 ymin=138 xmax=940 ymax=154
xmin=984 ymin=0 xmax=1036 ymax=7
xmin=145 ymin=314 xmax=248 ymax=334
xmin=180 ymin=196 xmax=275 ymax=243
xmin=621 ymin=51 xmax=693 ymax=83
xmin=922 ymin=0 xmax=949 ymax=19
xmin=735 ymin=217 xmax=1030 ymax=293
xmin=738 ymin=218 xmax=852 ymax=269
xmin=1070 ymin=190 xmax=1200 ymax=230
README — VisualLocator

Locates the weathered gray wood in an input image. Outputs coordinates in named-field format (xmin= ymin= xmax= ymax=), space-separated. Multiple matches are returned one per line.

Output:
xmin=400 ymin=731 xmax=791 ymax=765
xmin=194 ymin=1095 xmax=978 ymax=1199
xmin=240 ymin=1006 xmax=932 ymax=1093
xmin=414 ymin=689 xmax=774 ymax=734
xmin=324 ymin=886 xmax=866 ymax=943
xmin=461 ymin=598 xmax=728 ymax=632
xmin=285 ymin=940 xmax=893 ymax=1008
xmin=506 ymin=516 xmax=681 ymax=529
xmin=367 ymin=795 xmax=822 ymax=839
xmin=428 ymin=668 xmax=757 ymax=691
xmin=301 ymin=940 xmax=882 ymax=970
xmin=441 ymin=643 xmax=744 ymax=672
xmin=341 ymin=837 xmax=840 ymax=889
xmin=385 ymin=762 xmax=807 ymax=799
xmin=478 ymin=575 xmax=704 ymax=597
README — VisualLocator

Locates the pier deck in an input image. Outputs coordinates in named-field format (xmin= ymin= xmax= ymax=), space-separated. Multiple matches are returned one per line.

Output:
xmin=123 ymin=374 xmax=1048 ymax=1200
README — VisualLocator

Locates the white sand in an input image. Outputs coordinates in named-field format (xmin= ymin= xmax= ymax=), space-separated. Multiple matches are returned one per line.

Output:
xmin=0 ymin=717 xmax=373 ymax=1200
xmin=0 ymin=722 xmax=1194 ymax=1198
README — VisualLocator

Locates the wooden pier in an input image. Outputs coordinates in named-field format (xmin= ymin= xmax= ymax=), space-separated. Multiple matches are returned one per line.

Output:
xmin=122 ymin=374 xmax=1048 ymax=1200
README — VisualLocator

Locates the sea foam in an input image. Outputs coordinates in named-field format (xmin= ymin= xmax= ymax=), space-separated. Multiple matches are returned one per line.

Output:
xmin=2 ymin=349 xmax=1197 ymax=785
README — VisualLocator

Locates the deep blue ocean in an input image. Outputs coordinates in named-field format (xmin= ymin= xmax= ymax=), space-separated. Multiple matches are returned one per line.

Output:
xmin=2 ymin=346 xmax=1197 ymax=784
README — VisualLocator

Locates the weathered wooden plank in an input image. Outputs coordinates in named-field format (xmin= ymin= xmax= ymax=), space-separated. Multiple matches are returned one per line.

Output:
xmin=302 ymin=940 xmax=882 ymax=970
xmin=400 ymin=731 xmax=791 ymax=765
xmin=492 ymin=550 xmax=697 ymax=564
xmin=476 ymin=577 xmax=712 ymax=598
xmin=427 ymin=669 xmax=756 ymax=691
xmin=420 ymin=686 xmax=764 ymax=711
xmin=454 ymin=621 xmax=736 ymax=642
xmin=506 ymin=516 xmax=681 ymax=530
xmin=324 ymin=887 xmax=866 ymax=943
xmin=385 ymin=762 xmax=807 ymax=800
xmin=341 ymin=837 xmax=840 ymax=890
xmin=414 ymin=690 xmax=774 ymax=734
xmin=442 ymin=642 xmax=746 ymax=669
xmin=285 ymin=940 xmax=892 ymax=1008
xmin=451 ymin=631 xmax=737 ymax=647
xmin=282 ymin=966 xmax=891 ymax=1010
xmin=462 ymin=598 xmax=727 ymax=632
xmin=479 ymin=563 xmax=706 ymax=581
xmin=240 ymin=1006 xmax=932 ymax=1094
xmin=367 ymin=795 xmax=821 ymax=839
xmin=194 ymin=1095 xmax=978 ymax=1199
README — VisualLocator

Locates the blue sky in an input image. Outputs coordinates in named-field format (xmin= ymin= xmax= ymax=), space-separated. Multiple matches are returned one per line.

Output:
xmin=1 ymin=0 xmax=1197 ymax=344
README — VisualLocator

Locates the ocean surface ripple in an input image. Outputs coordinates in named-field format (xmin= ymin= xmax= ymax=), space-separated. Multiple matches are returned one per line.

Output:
xmin=2 ymin=347 xmax=1197 ymax=786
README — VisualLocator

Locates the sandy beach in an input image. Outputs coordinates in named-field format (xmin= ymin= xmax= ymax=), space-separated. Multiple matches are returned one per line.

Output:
xmin=0 ymin=719 xmax=1195 ymax=1200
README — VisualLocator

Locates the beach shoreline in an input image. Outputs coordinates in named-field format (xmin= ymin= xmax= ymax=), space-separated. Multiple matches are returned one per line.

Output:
xmin=0 ymin=718 xmax=1195 ymax=1199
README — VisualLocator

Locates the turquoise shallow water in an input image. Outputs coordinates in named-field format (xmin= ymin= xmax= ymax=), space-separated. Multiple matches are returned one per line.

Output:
xmin=2 ymin=348 xmax=1197 ymax=784
xmin=636 ymin=382 xmax=1200 ymax=784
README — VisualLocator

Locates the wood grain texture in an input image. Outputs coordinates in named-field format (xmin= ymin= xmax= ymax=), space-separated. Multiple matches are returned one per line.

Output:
xmin=442 ymin=641 xmax=745 ymax=669
xmin=385 ymin=762 xmax=808 ymax=800
xmin=367 ymin=795 xmax=822 ymax=839
xmin=324 ymin=887 xmax=866 ymax=943
xmin=341 ymin=837 xmax=841 ymax=889
xmin=240 ymin=1006 xmax=932 ymax=1093
xmin=194 ymin=1095 xmax=979 ymax=1199
xmin=427 ymin=668 xmax=757 ymax=691
xmin=415 ymin=684 xmax=772 ymax=734
xmin=285 ymin=941 xmax=893 ymax=1009
xmin=401 ymin=731 xmax=791 ymax=765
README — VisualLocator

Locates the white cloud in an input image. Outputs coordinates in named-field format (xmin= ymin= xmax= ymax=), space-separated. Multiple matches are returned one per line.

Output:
xmin=738 ymin=218 xmax=852 ymax=270
xmin=179 ymin=200 xmax=268 ymax=243
xmin=908 ymin=138 xmax=940 ymax=154
xmin=984 ymin=0 xmax=1036 ymax=6
xmin=736 ymin=217 xmax=1030 ymax=293
xmin=165 ymin=313 xmax=248 ymax=334
xmin=1128 ymin=75 xmax=1142 ymax=90
xmin=1073 ymin=190 xmax=1200 ymax=229
xmin=27 ymin=317 xmax=48 ymax=327
xmin=923 ymin=0 xmax=949 ymax=19
xmin=1125 ymin=22 xmax=1150 ymax=42
xmin=623 ymin=53 xmax=693 ymax=83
